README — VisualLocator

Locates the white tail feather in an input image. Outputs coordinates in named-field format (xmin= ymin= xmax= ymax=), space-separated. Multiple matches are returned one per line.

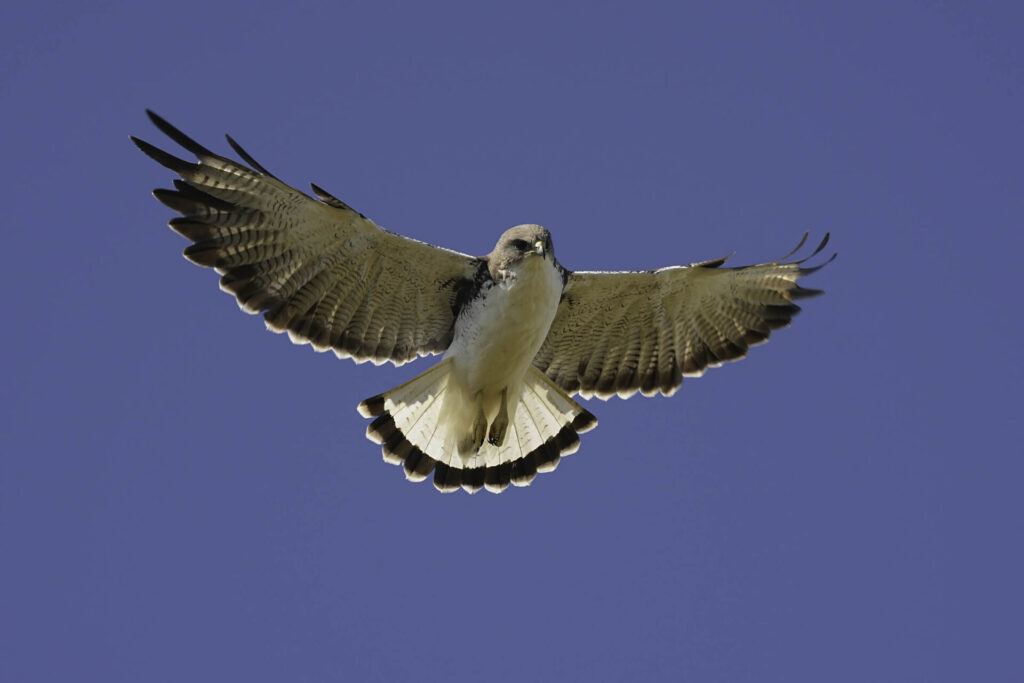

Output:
xmin=359 ymin=363 xmax=597 ymax=493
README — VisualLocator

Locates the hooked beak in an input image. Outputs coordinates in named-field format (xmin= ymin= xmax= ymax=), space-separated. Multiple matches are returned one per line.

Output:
xmin=533 ymin=240 xmax=546 ymax=256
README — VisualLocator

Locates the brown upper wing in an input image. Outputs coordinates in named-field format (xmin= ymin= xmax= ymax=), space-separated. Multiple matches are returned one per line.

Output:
xmin=533 ymin=235 xmax=834 ymax=398
xmin=133 ymin=111 xmax=483 ymax=366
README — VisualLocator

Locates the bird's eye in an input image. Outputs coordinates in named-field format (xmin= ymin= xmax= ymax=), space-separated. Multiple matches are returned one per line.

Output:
xmin=510 ymin=239 xmax=529 ymax=251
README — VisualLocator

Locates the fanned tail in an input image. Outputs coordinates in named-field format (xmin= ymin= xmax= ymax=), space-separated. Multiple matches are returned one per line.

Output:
xmin=359 ymin=364 xmax=596 ymax=494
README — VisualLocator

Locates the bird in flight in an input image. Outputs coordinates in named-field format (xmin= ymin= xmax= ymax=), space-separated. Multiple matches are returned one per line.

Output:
xmin=133 ymin=111 xmax=834 ymax=494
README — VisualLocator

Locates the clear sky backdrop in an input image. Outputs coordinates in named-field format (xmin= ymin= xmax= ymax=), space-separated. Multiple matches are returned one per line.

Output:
xmin=3 ymin=2 xmax=1022 ymax=681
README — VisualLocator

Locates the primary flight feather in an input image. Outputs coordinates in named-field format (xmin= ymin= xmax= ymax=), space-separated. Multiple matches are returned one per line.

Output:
xmin=133 ymin=111 xmax=834 ymax=493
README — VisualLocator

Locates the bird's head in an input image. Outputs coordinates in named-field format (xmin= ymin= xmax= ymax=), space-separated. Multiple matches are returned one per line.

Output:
xmin=487 ymin=224 xmax=556 ymax=281
xmin=491 ymin=224 xmax=554 ymax=266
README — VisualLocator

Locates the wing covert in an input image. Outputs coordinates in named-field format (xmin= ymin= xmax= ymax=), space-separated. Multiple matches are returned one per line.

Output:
xmin=534 ymin=234 xmax=835 ymax=398
xmin=133 ymin=111 xmax=484 ymax=366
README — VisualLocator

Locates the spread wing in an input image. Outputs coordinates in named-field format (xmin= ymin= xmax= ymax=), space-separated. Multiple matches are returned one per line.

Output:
xmin=534 ymin=234 xmax=835 ymax=398
xmin=133 ymin=111 xmax=484 ymax=366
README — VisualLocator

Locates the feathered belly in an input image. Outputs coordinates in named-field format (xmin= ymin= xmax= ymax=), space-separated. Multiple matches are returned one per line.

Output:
xmin=445 ymin=259 xmax=562 ymax=395
xmin=465 ymin=293 xmax=553 ymax=384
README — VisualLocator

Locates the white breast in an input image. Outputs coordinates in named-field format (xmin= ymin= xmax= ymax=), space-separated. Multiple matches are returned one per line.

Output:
xmin=445 ymin=256 xmax=563 ymax=394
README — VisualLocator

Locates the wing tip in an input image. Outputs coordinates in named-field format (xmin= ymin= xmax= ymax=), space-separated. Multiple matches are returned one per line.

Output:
xmin=144 ymin=109 xmax=216 ymax=158
xmin=225 ymin=133 xmax=277 ymax=178
xmin=786 ymin=232 xmax=836 ymax=272
xmin=798 ymin=250 xmax=838 ymax=276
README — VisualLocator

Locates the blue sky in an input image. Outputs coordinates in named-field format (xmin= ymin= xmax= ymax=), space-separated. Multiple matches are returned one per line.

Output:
xmin=3 ymin=1 xmax=1022 ymax=681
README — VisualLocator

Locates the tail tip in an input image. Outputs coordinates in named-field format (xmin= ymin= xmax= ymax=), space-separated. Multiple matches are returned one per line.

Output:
xmin=358 ymin=394 xmax=385 ymax=418
xmin=572 ymin=410 xmax=598 ymax=434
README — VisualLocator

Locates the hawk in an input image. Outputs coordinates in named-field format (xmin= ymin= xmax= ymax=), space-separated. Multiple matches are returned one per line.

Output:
xmin=133 ymin=111 xmax=834 ymax=494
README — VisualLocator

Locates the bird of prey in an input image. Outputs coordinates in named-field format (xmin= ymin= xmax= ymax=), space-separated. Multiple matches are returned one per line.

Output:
xmin=133 ymin=111 xmax=834 ymax=494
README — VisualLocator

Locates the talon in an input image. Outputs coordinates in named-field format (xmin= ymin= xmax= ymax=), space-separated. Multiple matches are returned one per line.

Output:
xmin=487 ymin=388 xmax=509 ymax=446
xmin=470 ymin=392 xmax=487 ymax=452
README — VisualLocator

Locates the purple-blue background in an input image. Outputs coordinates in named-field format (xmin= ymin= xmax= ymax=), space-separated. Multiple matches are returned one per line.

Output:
xmin=3 ymin=2 xmax=1022 ymax=681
